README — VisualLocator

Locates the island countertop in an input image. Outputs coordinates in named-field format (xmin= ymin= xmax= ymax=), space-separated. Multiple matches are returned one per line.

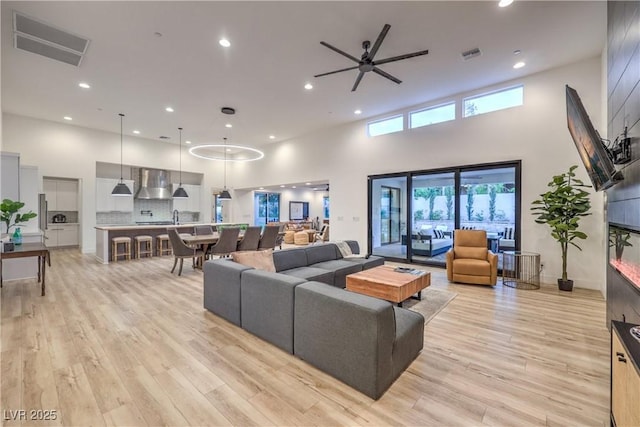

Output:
xmin=95 ymin=222 xmax=244 ymax=231
xmin=94 ymin=222 xmax=248 ymax=263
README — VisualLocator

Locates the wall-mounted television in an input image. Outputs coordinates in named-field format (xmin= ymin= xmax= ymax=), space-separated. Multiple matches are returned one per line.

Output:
xmin=566 ymin=85 xmax=623 ymax=192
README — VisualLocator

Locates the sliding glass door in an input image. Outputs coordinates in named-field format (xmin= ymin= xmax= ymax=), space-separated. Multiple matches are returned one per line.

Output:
xmin=410 ymin=172 xmax=456 ymax=263
xmin=368 ymin=161 xmax=520 ymax=266
xmin=254 ymin=192 xmax=280 ymax=226
xmin=370 ymin=176 xmax=407 ymax=259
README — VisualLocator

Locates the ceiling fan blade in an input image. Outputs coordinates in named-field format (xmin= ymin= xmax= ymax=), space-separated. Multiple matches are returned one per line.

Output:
xmin=372 ymin=67 xmax=401 ymax=84
xmin=351 ymin=71 xmax=366 ymax=92
xmin=320 ymin=41 xmax=360 ymax=63
xmin=368 ymin=24 xmax=391 ymax=60
xmin=314 ymin=65 xmax=360 ymax=78
xmin=373 ymin=49 xmax=429 ymax=66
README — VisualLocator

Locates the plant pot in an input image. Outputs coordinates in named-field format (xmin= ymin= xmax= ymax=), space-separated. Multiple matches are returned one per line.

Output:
xmin=557 ymin=279 xmax=574 ymax=292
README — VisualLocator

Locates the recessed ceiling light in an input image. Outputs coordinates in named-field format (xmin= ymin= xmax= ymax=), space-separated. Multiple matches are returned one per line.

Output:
xmin=219 ymin=38 xmax=231 ymax=47
xmin=354 ymin=109 xmax=362 ymax=115
xmin=280 ymin=185 xmax=285 ymax=188
xmin=225 ymin=123 xmax=232 ymax=128
xmin=269 ymin=135 xmax=275 ymax=140
xmin=304 ymin=83 xmax=313 ymax=90
xmin=165 ymin=107 xmax=174 ymax=112
xmin=292 ymin=186 xmax=296 ymax=189
xmin=305 ymin=182 xmax=311 ymax=185
xmin=78 ymin=82 xmax=90 ymax=89
xmin=259 ymin=187 xmax=264 ymax=190
xmin=226 ymin=148 xmax=232 ymax=152
xmin=133 ymin=130 xmax=140 ymax=134
xmin=498 ymin=0 xmax=514 ymax=7
xmin=513 ymin=61 xmax=526 ymax=69
xmin=63 ymin=116 xmax=72 ymax=121
xmin=185 ymin=140 xmax=192 ymax=144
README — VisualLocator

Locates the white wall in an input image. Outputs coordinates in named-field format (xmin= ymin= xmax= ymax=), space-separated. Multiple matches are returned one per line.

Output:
xmin=1 ymin=116 xmax=225 ymax=252
xmin=228 ymin=56 xmax=607 ymax=290
xmin=1 ymin=56 xmax=607 ymax=290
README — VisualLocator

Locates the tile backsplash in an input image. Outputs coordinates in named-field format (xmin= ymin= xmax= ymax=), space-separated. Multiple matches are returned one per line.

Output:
xmin=96 ymin=200 xmax=200 ymax=225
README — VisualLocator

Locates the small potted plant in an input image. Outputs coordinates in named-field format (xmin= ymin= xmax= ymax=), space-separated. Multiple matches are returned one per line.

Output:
xmin=609 ymin=227 xmax=633 ymax=261
xmin=1 ymin=199 xmax=37 ymax=240
xmin=531 ymin=165 xmax=592 ymax=291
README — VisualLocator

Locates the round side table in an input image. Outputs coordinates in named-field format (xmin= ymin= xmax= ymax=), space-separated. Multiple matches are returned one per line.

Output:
xmin=502 ymin=251 xmax=541 ymax=289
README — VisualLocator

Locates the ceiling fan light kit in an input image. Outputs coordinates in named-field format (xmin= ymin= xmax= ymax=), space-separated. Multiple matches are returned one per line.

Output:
xmin=314 ymin=24 xmax=429 ymax=92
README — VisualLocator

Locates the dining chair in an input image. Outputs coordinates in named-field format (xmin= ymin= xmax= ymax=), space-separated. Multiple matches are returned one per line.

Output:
xmin=258 ymin=225 xmax=280 ymax=250
xmin=209 ymin=227 xmax=241 ymax=258
xmin=314 ymin=224 xmax=330 ymax=243
xmin=236 ymin=226 xmax=262 ymax=251
xmin=194 ymin=225 xmax=214 ymax=235
xmin=167 ymin=228 xmax=205 ymax=276
xmin=274 ymin=224 xmax=286 ymax=249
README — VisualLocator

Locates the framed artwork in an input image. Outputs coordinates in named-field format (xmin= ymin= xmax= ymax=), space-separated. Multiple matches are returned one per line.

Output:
xmin=289 ymin=201 xmax=308 ymax=220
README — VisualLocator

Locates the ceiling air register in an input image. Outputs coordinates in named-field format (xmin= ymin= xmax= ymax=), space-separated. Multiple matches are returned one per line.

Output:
xmin=13 ymin=11 xmax=90 ymax=67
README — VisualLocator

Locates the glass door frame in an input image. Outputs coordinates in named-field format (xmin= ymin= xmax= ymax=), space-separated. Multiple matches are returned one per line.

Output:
xmin=368 ymin=160 xmax=521 ymax=267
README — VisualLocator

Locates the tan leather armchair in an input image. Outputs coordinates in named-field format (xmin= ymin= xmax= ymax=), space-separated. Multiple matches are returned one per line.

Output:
xmin=446 ymin=229 xmax=498 ymax=286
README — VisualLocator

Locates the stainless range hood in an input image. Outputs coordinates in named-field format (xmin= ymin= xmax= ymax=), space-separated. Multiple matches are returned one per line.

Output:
xmin=134 ymin=168 xmax=172 ymax=199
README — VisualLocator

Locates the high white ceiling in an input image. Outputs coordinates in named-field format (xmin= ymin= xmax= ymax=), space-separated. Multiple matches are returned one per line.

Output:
xmin=1 ymin=1 xmax=605 ymax=149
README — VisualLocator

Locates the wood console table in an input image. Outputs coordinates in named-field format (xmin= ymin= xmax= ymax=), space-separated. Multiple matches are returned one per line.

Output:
xmin=0 ymin=243 xmax=50 ymax=296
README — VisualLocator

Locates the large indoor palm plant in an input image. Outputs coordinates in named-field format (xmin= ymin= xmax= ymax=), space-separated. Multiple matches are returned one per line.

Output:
xmin=531 ymin=165 xmax=592 ymax=291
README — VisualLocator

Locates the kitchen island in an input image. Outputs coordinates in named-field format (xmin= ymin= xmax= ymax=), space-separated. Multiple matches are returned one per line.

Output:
xmin=95 ymin=222 xmax=248 ymax=264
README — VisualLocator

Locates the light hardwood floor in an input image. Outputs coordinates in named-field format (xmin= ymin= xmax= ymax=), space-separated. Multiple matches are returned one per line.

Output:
xmin=1 ymin=249 xmax=610 ymax=426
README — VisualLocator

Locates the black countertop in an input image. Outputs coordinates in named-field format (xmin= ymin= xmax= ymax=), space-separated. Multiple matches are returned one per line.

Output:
xmin=612 ymin=320 xmax=640 ymax=374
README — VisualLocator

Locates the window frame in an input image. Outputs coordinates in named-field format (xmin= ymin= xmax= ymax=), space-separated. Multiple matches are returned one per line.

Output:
xmin=367 ymin=114 xmax=404 ymax=137
xmin=463 ymin=84 xmax=524 ymax=118
xmin=409 ymin=101 xmax=456 ymax=129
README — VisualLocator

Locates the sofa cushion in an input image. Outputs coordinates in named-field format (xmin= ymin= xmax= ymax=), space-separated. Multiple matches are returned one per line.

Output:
xmin=342 ymin=255 xmax=385 ymax=270
xmin=203 ymin=259 xmax=253 ymax=326
xmin=273 ymin=248 xmax=308 ymax=272
xmin=305 ymin=243 xmax=339 ymax=264
xmin=452 ymin=258 xmax=490 ymax=276
xmin=294 ymin=281 xmax=396 ymax=400
xmin=392 ymin=307 xmax=425 ymax=378
xmin=232 ymin=249 xmax=276 ymax=272
xmin=280 ymin=266 xmax=334 ymax=285
xmin=454 ymin=246 xmax=487 ymax=260
xmin=310 ymin=259 xmax=362 ymax=288
xmin=241 ymin=269 xmax=305 ymax=353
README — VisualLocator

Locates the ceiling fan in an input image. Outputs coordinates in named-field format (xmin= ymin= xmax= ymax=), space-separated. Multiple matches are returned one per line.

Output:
xmin=314 ymin=24 xmax=429 ymax=92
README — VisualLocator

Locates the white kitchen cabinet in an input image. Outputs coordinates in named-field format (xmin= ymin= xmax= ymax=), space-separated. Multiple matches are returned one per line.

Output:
xmin=172 ymin=184 xmax=200 ymax=212
xmin=96 ymin=178 xmax=134 ymax=212
xmin=45 ymin=224 xmax=79 ymax=247
xmin=44 ymin=178 xmax=78 ymax=210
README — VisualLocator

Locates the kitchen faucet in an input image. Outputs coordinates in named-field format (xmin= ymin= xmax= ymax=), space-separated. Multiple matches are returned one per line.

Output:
xmin=172 ymin=209 xmax=179 ymax=225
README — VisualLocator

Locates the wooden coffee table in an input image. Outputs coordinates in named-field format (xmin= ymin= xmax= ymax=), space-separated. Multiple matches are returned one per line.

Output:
xmin=346 ymin=265 xmax=430 ymax=306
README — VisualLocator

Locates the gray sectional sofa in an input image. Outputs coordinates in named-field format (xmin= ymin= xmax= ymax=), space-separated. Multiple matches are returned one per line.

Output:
xmin=203 ymin=241 xmax=425 ymax=399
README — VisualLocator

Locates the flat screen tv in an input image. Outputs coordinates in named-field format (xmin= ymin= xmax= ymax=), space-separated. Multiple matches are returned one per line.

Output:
xmin=566 ymin=85 xmax=623 ymax=191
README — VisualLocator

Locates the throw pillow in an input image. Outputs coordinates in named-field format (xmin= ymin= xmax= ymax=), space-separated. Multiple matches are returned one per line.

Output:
xmin=334 ymin=241 xmax=353 ymax=257
xmin=232 ymin=249 xmax=276 ymax=272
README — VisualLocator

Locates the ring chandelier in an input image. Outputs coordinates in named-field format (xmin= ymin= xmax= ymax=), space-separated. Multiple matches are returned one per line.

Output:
xmin=188 ymin=144 xmax=265 ymax=162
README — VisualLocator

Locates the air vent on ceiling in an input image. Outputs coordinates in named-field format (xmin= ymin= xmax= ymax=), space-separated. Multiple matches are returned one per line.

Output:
xmin=461 ymin=47 xmax=482 ymax=61
xmin=13 ymin=11 xmax=90 ymax=67
xmin=159 ymin=136 xmax=170 ymax=140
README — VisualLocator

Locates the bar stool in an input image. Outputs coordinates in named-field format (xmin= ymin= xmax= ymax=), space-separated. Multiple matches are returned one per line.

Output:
xmin=134 ymin=235 xmax=153 ymax=259
xmin=156 ymin=233 xmax=172 ymax=256
xmin=112 ymin=236 xmax=132 ymax=262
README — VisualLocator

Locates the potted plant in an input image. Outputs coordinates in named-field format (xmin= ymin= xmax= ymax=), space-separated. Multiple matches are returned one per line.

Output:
xmin=531 ymin=165 xmax=592 ymax=291
xmin=609 ymin=227 xmax=633 ymax=261
xmin=1 ymin=199 xmax=37 ymax=235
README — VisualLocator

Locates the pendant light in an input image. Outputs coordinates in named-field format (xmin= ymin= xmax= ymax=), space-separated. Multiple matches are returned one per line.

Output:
xmin=172 ymin=127 xmax=189 ymax=198
xmin=112 ymin=113 xmax=133 ymax=196
xmin=218 ymin=137 xmax=232 ymax=200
